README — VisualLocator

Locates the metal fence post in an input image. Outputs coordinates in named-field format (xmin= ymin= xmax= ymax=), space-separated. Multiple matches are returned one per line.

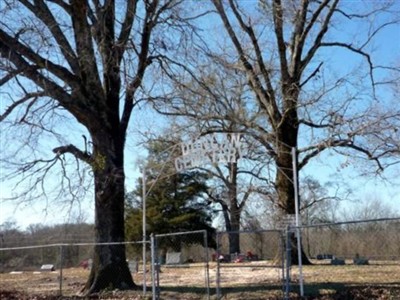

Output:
xmin=280 ymin=230 xmax=285 ymax=289
xmin=296 ymin=226 xmax=304 ymax=296
xmin=203 ymin=230 xmax=210 ymax=300
xmin=150 ymin=234 xmax=156 ymax=300
xmin=155 ymin=235 xmax=160 ymax=300
xmin=284 ymin=226 xmax=292 ymax=300
xmin=216 ymin=232 xmax=221 ymax=299
xmin=59 ymin=245 xmax=63 ymax=296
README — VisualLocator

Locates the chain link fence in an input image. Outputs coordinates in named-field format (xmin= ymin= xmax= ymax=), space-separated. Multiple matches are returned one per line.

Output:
xmin=286 ymin=217 xmax=400 ymax=299
xmin=215 ymin=229 xmax=285 ymax=299
xmin=1 ymin=218 xmax=400 ymax=299
xmin=153 ymin=230 xmax=210 ymax=299
xmin=0 ymin=241 xmax=148 ymax=297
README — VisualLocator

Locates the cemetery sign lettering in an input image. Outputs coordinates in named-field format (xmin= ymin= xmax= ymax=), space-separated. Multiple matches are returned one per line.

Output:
xmin=175 ymin=133 xmax=243 ymax=172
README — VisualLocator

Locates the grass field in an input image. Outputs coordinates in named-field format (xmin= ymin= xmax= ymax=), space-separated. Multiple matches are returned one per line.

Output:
xmin=0 ymin=260 xmax=399 ymax=299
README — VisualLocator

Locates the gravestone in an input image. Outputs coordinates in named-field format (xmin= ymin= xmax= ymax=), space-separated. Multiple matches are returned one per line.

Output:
xmin=40 ymin=264 xmax=55 ymax=271
xmin=353 ymin=257 xmax=369 ymax=265
xmin=88 ymin=258 xmax=93 ymax=270
xmin=330 ymin=258 xmax=345 ymax=265
xmin=166 ymin=252 xmax=182 ymax=265
xmin=317 ymin=254 xmax=333 ymax=260
xmin=129 ymin=260 xmax=139 ymax=273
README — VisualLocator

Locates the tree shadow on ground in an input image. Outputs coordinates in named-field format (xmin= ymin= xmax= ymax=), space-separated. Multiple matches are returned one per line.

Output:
xmin=291 ymin=282 xmax=400 ymax=299
xmin=160 ymin=284 xmax=285 ymax=299
xmin=160 ymin=282 xmax=400 ymax=299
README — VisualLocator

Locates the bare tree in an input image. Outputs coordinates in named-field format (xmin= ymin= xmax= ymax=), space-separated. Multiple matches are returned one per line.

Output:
xmin=342 ymin=196 xmax=399 ymax=221
xmin=0 ymin=0 xmax=200 ymax=294
xmin=150 ymin=0 xmax=400 ymax=263
xmin=211 ymin=0 xmax=399 ymax=211
xmin=300 ymin=177 xmax=348 ymax=224
xmin=210 ymin=0 xmax=400 ymax=263
xmin=150 ymin=47 xmax=278 ymax=254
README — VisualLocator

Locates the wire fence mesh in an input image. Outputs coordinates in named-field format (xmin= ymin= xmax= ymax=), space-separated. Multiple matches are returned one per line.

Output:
xmin=0 ymin=241 xmax=148 ymax=297
xmin=214 ymin=230 xmax=285 ymax=299
xmin=153 ymin=230 xmax=210 ymax=300
xmin=286 ymin=217 xmax=400 ymax=299
xmin=1 ymin=218 xmax=400 ymax=299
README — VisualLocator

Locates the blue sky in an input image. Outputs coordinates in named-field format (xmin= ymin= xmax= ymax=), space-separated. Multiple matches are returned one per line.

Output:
xmin=2 ymin=103 xmax=399 ymax=230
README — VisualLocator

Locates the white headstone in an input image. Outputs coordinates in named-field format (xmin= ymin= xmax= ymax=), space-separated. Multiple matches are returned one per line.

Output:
xmin=88 ymin=258 xmax=93 ymax=270
xmin=129 ymin=260 xmax=139 ymax=273
xmin=40 ymin=264 xmax=55 ymax=271
xmin=166 ymin=252 xmax=182 ymax=265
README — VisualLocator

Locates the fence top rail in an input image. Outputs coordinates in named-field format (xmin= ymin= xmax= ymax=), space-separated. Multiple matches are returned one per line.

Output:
xmin=155 ymin=229 xmax=207 ymax=238
xmin=0 ymin=240 xmax=149 ymax=251
xmin=217 ymin=228 xmax=283 ymax=235
xmin=297 ymin=217 xmax=400 ymax=230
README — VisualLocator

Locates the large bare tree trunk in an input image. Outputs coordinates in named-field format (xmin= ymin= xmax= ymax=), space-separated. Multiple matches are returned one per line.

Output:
xmin=211 ymin=161 xmax=244 ymax=255
xmin=83 ymin=133 xmax=135 ymax=293
xmin=276 ymin=116 xmax=311 ymax=265
xmin=228 ymin=200 xmax=241 ymax=255
xmin=218 ymin=182 xmax=241 ymax=255
xmin=228 ymin=162 xmax=241 ymax=254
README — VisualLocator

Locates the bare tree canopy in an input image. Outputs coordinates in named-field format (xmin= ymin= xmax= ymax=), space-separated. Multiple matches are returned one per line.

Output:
xmin=151 ymin=0 xmax=400 ymax=212
xmin=0 ymin=0 xmax=206 ymax=294
xmin=148 ymin=0 xmax=400 ymax=263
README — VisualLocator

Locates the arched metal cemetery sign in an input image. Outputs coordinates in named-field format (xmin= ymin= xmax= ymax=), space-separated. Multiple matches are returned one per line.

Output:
xmin=175 ymin=133 xmax=243 ymax=172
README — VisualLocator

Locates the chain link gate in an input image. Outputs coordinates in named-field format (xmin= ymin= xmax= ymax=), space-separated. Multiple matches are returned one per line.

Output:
xmin=215 ymin=229 xmax=286 ymax=299
xmin=152 ymin=230 xmax=210 ymax=300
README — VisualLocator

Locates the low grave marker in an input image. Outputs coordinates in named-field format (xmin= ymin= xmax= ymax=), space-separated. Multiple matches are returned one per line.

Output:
xmin=166 ymin=252 xmax=182 ymax=265
xmin=40 ymin=264 xmax=55 ymax=271
xmin=331 ymin=257 xmax=345 ymax=265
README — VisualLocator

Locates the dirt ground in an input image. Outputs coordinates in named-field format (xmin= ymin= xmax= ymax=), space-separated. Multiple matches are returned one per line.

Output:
xmin=1 ymin=260 xmax=400 ymax=299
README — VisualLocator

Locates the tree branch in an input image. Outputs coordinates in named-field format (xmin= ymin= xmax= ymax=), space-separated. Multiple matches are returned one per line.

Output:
xmin=0 ymin=29 xmax=78 ymax=86
xmin=272 ymin=0 xmax=289 ymax=82
xmin=116 ymin=0 xmax=137 ymax=63
xmin=0 ymin=92 xmax=44 ymax=122
xmin=0 ymin=42 xmax=75 ymax=109
xmin=53 ymin=144 xmax=92 ymax=165
xmin=298 ymin=139 xmax=385 ymax=171
xmin=19 ymin=0 xmax=79 ymax=73
xmin=320 ymin=42 xmax=376 ymax=93
xmin=301 ymin=0 xmax=339 ymax=69
xmin=120 ymin=0 xmax=161 ymax=135
xmin=299 ymin=62 xmax=323 ymax=88
xmin=70 ymin=0 xmax=103 ymax=97
xmin=212 ymin=0 xmax=281 ymax=127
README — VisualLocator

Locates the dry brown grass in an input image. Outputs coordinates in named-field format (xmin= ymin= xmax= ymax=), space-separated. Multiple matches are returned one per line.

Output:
xmin=0 ymin=260 xmax=399 ymax=299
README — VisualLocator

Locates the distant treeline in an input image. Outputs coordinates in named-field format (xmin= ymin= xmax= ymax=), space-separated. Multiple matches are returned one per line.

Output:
xmin=0 ymin=222 xmax=95 ymax=248
xmin=0 ymin=222 xmax=95 ymax=272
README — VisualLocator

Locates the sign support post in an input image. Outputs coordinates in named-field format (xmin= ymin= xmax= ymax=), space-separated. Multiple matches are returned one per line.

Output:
xmin=142 ymin=167 xmax=147 ymax=296
xmin=292 ymin=147 xmax=304 ymax=297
